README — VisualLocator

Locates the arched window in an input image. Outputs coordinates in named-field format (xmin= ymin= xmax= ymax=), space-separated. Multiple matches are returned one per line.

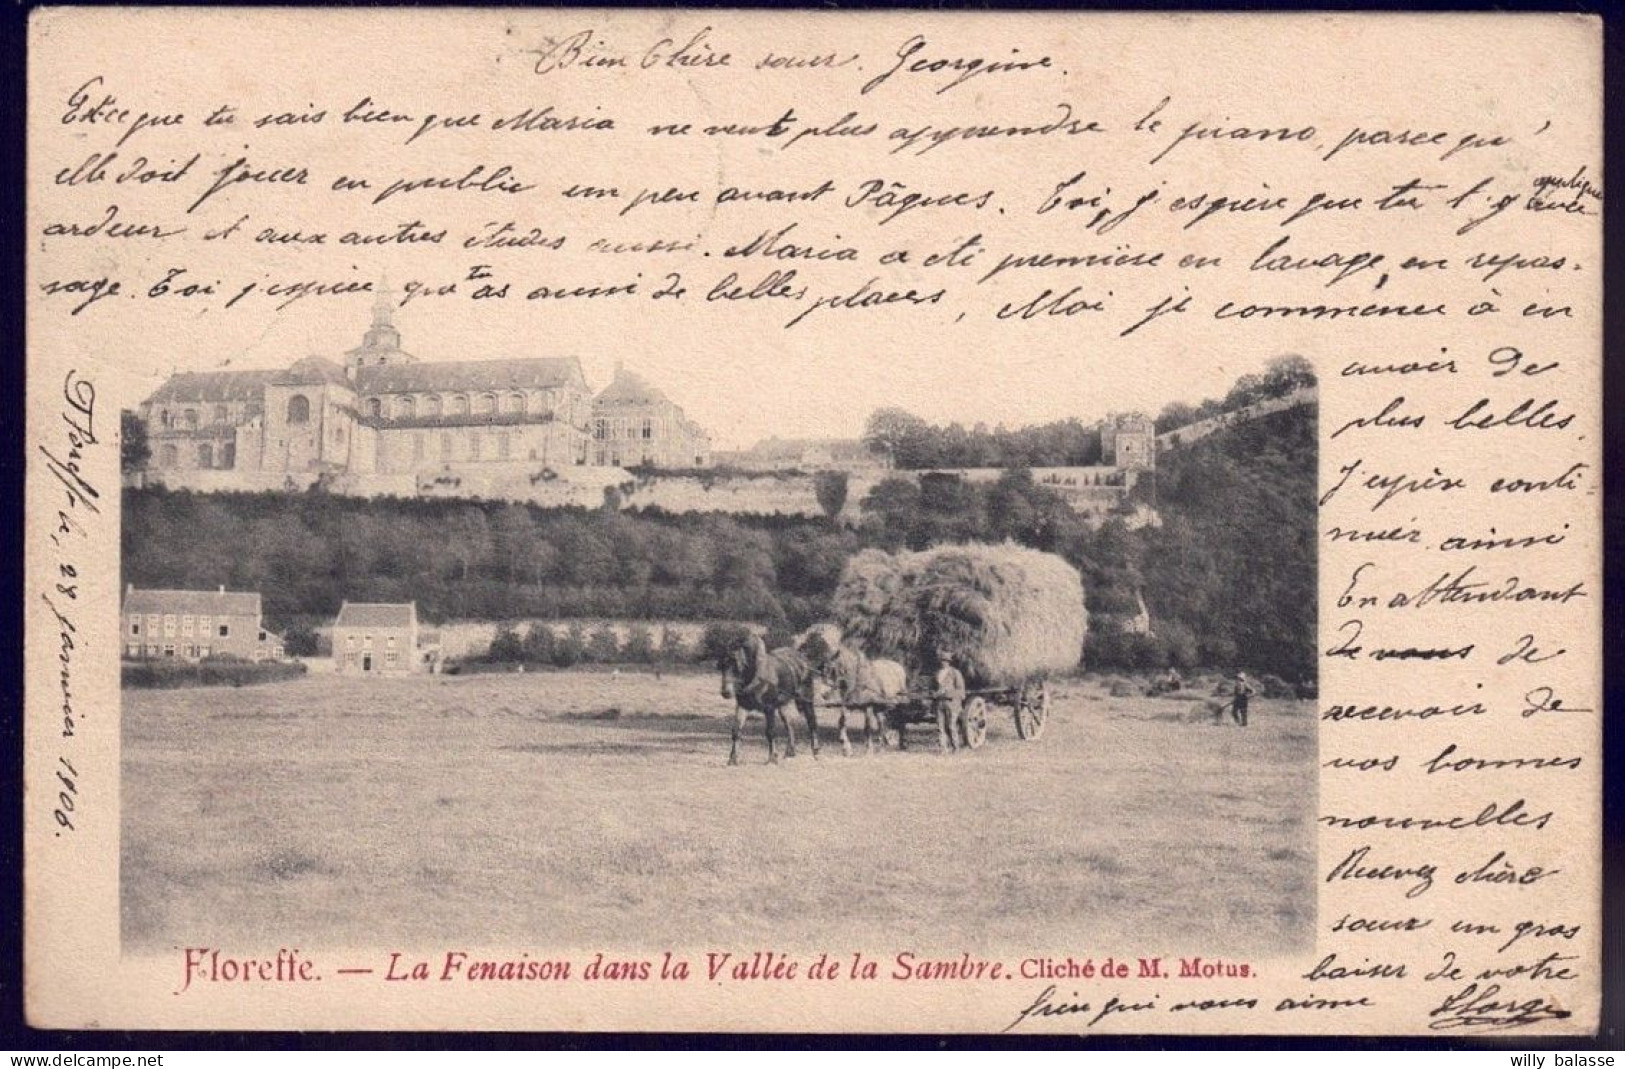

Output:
xmin=213 ymin=404 xmax=229 ymax=423
xmin=450 ymin=394 xmax=469 ymax=416
xmin=426 ymin=395 xmax=442 ymax=417
xmin=366 ymin=397 xmax=382 ymax=418
xmin=286 ymin=395 xmax=311 ymax=424
xmin=159 ymin=409 xmax=173 ymax=429
xmin=159 ymin=444 xmax=178 ymax=466
xmin=182 ymin=409 xmax=199 ymax=430
xmin=506 ymin=392 xmax=526 ymax=415
xmin=399 ymin=396 xmax=416 ymax=418
xmin=197 ymin=443 xmax=214 ymax=468
xmin=474 ymin=393 xmax=495 ymax=416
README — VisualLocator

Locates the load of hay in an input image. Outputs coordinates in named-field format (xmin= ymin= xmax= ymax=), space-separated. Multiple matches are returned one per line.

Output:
xmin=831 ymin=543 xmax=1087 ymax=686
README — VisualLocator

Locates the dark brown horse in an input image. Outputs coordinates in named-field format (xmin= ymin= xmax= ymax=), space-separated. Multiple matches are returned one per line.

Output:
xmin=719 ymin=634 xmax=820 ymax=765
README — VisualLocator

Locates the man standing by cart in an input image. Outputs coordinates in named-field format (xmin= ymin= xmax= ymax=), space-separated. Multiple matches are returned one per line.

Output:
xmin=933 ymin=647 xmax=968 ymax=752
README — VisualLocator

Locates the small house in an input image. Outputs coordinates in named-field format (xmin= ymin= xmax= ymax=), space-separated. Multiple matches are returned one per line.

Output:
xmin=332 ymin=601 xmax=420 ymax=675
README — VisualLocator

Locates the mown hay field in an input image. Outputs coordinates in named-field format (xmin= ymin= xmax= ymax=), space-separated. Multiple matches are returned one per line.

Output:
xmin=123 ymin=669 xmax=1315 ymax=956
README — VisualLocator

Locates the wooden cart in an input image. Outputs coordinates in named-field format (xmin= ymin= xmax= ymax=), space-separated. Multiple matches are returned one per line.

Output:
xmin=827 ymin=676 xmax=1053 ymax=751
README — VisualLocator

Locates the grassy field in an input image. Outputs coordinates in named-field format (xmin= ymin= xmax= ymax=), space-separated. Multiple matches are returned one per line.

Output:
xmin=122 ymin=669 xmax=1315 ymax=956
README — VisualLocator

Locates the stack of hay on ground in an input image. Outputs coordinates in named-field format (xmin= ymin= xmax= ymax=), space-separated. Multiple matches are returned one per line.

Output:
xmin=832 ymin=543 xmax=1087 ymax=686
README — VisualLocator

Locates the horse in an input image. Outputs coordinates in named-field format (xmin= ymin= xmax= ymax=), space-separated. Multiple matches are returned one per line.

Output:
xmin=718 ymin=634 xmax=820 ymax=765
xmin=817 ymin=643 xmax=908 ymax=756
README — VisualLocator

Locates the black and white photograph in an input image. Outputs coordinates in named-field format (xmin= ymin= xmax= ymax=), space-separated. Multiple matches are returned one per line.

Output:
xmin=24 ymin=6 xmax=1601 ymax=1037
xmin=117 ymin=287 xmax=1320 ymax=959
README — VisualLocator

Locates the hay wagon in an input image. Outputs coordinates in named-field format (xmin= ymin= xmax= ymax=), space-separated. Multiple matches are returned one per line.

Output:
xmin=865 ymin=672 xmax=1053 ymax=750
xmin=827 ymin=542 xmax=1085 ymax=752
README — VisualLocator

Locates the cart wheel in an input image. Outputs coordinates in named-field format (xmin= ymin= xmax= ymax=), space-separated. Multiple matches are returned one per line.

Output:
xmin=1015 ymin=681 xmax=1050 ymax=741
xmin=961 ymin=696 xmax=988 ymax=750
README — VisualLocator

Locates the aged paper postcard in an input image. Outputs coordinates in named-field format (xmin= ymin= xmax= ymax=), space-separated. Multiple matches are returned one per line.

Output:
xmin=25 ymin=9 xmax=1602 ymax=1034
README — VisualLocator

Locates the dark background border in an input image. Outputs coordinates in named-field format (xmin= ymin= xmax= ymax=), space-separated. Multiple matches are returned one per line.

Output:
xmin=2 ymin=0 xmax=1619 ymax=1050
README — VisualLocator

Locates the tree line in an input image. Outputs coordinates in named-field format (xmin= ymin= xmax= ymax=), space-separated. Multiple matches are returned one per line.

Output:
xmin=121 ymin=363 xmax=1316 ymax=683
xmin=860 ymin=354 xmax=1315 ymax=469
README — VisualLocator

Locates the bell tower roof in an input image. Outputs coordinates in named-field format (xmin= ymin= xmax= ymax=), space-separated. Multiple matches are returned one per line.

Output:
xmin=345 ymin=278 xmax=416 ymax=369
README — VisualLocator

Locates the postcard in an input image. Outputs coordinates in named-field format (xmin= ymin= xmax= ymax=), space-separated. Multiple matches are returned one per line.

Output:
xmin=25 ymin=8 xmax=1602 ymax=1034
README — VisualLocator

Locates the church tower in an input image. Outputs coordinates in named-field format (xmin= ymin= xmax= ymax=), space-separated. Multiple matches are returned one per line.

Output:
xmin=345 ymin=280 xmax=416 ymax=373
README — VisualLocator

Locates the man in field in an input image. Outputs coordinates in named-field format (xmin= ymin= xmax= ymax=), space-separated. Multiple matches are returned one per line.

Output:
xmin=1231 ymin=671 xmax=1254 ymax=727
xmin=933 ymin=647 xmax=968 ymax=752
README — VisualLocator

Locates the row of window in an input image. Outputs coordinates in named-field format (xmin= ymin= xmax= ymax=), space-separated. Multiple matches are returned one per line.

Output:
xmin=130 ymin=614 xmax=231 ymax=638
xmin=155 ymin=404 xmax=253 ymax=430
xmin=409 ymin=430 xmax=532 ymax=463
xmin=344 ymin=634 xmax=399 ymax=649
xmin=362 ymin=390 xmax=567 ymax=421
xmin=593 ymin=417 xmax=662 ymax=441
xmin=153 ymin=389 xmax=590 ymax=431
xmin=124 ymin=644 xmax=283 ymax=660
xmin=343 ymin=650 xmax=401 ymax=668
xmin=155 ymin=442 xmax=241 ymax=469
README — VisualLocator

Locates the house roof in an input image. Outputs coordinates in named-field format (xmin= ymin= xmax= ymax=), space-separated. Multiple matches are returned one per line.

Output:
xmin=594 ymin=365 xmax=673 ymax=408
xmin=745 ymin=437 xmax=875 ymax=463
xmin=123 ymin=587 xmax=261 ymax=617
xmin=356 ymin=357 xmax=585 ymax=396
xmin=334 ymin=602 xmax=417 ymax=629
xmin=144 ymin=369 xmax=278 ymax=406
xmin=273 ymin=356 xmax=351 ymax=387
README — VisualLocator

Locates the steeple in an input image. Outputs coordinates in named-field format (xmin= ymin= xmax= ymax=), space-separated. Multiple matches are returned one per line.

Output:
xmin=345 ymin=276 xmax=415 ymax=370
xmin=362 ymin=277 xmax=401 ymax=352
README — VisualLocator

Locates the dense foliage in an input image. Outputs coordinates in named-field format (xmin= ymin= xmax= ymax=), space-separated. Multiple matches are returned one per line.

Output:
xmin=863 ymin=354 xmax=1315 ymax=467
xmin=1136 ymin=402 xmax=1318 ymax=683
xmin=123 ymin=490 xmax=852 ymax=635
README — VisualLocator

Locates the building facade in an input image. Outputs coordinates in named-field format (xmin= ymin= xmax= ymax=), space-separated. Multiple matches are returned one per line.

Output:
xmin=121 ymin=586 xmax=284 ymax=661
xmin=332 ymin=601 xmax=424 ymax=676
xmin=137 ymin=294 xmax=707 ymax=482
xmin=590 ymin=364 xmax=712 ymax=468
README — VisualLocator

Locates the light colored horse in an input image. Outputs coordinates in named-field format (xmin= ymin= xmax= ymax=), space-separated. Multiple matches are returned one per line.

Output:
xmin=818 ymin=643 xmax=908 ymax=756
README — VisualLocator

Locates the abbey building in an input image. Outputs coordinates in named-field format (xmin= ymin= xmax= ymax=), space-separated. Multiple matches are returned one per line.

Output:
xmin=136 ymin=293 xmax=713 ymax=483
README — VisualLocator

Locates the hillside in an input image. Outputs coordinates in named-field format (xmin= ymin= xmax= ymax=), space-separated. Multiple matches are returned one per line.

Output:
xmin=121 ymin=395 xmax=1317 ymax=683
xmin=1139 ymin=402 xmax=1318 ymax=684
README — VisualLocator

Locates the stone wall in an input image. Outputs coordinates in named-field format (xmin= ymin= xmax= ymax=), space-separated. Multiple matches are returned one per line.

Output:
xmin=141 ymin=468 xmax=321 ymax=494
xmin=315 ymin=618 xmax=722 ymax=661
xmin=1155 ymin=386 xmax=1317 ymax=451
xmin=140 ymin=462 xmax=1137 ymax=525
